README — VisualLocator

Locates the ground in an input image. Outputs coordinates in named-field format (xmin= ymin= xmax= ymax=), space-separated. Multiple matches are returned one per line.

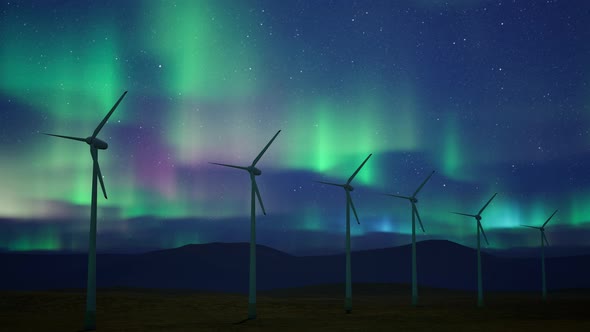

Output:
xmin=1 ymin=284 xmax=588 ymax=331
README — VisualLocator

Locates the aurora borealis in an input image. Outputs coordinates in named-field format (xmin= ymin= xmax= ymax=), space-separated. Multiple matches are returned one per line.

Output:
xmin=1 ymin=0 xmax=589 ymax=254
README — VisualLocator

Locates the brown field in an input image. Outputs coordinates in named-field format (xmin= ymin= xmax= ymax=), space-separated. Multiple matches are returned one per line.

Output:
xmin=1 ymin=284 xmax=589 ymax=332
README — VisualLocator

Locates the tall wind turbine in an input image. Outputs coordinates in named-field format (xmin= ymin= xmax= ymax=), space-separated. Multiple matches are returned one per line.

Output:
xmin=521 ymin=209 xmax=558 ymax=301
xmin=316 ymin=154 xmax=372 ymax=314
xmin=452 ymin=192 xmax=497 ymax=307
xmin=382 ymin=170 xmax=435 ymax=306
xmin=210 ymin=130 xmax=280 ymax=320
xmin=43 ymin=91 xmax=127 ymax=330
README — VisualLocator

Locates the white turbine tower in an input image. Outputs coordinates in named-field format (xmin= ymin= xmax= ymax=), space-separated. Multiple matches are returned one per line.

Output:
xmin=43 ymin=91 xmax=127 ymax=330
xmin=210 ymin=130 xmax=281 ymax=320
xmin=521 ymin=209 xmax=558 ymax=301
xmin=316 ymin=154 xmax=372 ymax=313
xmin=452 ymin=192 xmax=497 ymax=307
xmin=382 ymin=170 xmax=434 ymax=306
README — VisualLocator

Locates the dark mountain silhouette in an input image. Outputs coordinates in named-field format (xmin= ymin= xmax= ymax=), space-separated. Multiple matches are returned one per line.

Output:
xmin=1 ymin=240 xmax=588 ymax=292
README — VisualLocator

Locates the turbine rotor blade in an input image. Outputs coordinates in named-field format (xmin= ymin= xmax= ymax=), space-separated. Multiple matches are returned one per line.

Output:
xmin=209 ymin=162 xmax=249 ymax=171
xmin=347 ymin=153 xmax=372 ymax=185
xmin=521 ymin=225 xmax=541 ymax=230
xmin=478 ymin=192 xmax=498 ymax=216
xmin=381 ymin=193 xmax=411 ymax=200
xmin=252 ymin=178 xmax=266 ymax=215
xmin=412 ymin=170 xmax=435 ymax=197
xmin=542 ymin=232 xmax=550 ymax=246
xmin=90 ymin=147 xmax=107 ymax=199
xmin=315 ymin=181 xmax=345 ymax=188
xmin=251 ymin=130 xmax=281 ymax=166
xmin=347 ymin=191 xmax=360 ymax=225
xmin=96 ymin=163 xmax=107 ymax=199
xmin=413 ymin=203 xmax=425 ymax=233
xmin=43 ymin=133 xmax=86 ymax=143
xmin=542 ymin=209 xmax=558 ymax=228
xmin=91 ymin=91 xmax=127 ymax=140
xmin=452 ymin=212 xmax=477 ymax=218
xmin=479 ymin=221 xmax=489 ymax=246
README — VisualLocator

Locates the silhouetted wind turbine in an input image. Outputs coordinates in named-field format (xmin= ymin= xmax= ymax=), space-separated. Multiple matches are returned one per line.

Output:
xmin=452 ymin=192 xmax=497 ymax=308
xmin=521 ymin=209 xmax=558 ymax=301
xmin=382 ymin=170 xmax=434 ymax=306
xmin=316 ymin=154 xmax=372 ymax=314
xmin=43 ymin=90 xmax=127 ymax=330
xmin=210 ymin=130 xmax=281 ymax=320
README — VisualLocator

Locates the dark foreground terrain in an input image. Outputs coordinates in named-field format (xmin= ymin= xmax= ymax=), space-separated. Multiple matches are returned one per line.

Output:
xmin=1 ymin=284 xmax=589 ymax=332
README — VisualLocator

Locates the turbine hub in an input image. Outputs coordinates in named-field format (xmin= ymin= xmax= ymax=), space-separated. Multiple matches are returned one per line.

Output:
xmin=86 ymin=137 xmax=108 ymax=150
xmin=411 ymin=197 xmax=418 ymax=203
xmin=344 ymin=184 xmax=354 ymax=192
xmin=475 ymin=215 xmax=482 ymax=221
xmin=248 ymin=166 xmax=262 ymax=176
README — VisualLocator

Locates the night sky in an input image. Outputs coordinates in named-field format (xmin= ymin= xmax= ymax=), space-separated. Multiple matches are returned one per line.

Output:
xmin=1 ymin=0 xmax=589 ymax=255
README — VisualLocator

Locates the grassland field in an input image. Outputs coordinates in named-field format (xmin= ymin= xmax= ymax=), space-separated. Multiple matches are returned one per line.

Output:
xmin=1 ymin=284 xmax=589 ymax=332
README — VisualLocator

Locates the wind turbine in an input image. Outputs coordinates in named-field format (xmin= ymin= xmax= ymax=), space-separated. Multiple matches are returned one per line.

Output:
xmin=521 ymin=209 xmax=558 ymax=301
xmin=43 ymin=90 xmax=127 ymax=330
xmin=452 ymin=192 xmax=497 ymax=308
xmin=316 ymin=153 xmax=372 ymax=314
xmin=210 ymin=130 xmax=280 ymax=320
xmin=382 ymin=170 xmax=435 ymax=306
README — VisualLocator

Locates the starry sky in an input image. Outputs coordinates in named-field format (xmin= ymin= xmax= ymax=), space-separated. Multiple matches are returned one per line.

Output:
xmin=1 ymin=0 xmax=589 ymax=255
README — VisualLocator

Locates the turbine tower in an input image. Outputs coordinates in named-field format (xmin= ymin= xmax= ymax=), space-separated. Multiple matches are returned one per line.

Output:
xmin=43 ymin=90 xmax=127 ymax=330
xmin=382 ymin=170 xmax=434 ymax=306
xmin=210 ymin=130 xmax=281 ymax=320
xmin=452 ymin=192 xmax=497 ymax=308
xmin=521 ymin=209 xmax=558 ymax=301
xmin=316 ymin=154 xmax=372 ymax=314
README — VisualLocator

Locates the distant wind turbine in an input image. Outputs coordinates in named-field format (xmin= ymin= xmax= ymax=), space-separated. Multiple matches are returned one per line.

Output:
xmin=43 ymin=91 xmax=127 ymax=330
xmin=521 ymin=209 xmax=558 ymax=301
xmin=316 ymin=154 xmax=372 ymax=314
xmin=382 ymin=170 xmax=435 ymax=306
xmin=210 ymin=130 xmax=281 ymax=320
xmin=452 ymin=192 xmax=497 ymax=307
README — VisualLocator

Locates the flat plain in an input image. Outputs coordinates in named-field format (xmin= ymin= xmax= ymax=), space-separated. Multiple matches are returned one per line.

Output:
xmin=1 ymin=284 xmax=588 ymax=332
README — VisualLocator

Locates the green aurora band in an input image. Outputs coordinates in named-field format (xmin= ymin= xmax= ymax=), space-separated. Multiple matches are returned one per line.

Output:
xmin=1 ymin=1 xmax=589 ymax=252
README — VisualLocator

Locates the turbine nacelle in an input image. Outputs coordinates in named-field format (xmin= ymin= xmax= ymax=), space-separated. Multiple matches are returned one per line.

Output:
xmin=316 ymin=154 xmax=371 ymax=228
xmin=86 ymin=137 xmax=108 ymax=150
xmin=247 ymin=166 xmax=262 ymax=176
xmin=475 ymin=215 xmax=482 ymax=221
xmin=410 ymin=197 xmax=418 ymax=203
xmin=210 ymin=130 xmax=281 ymax=218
